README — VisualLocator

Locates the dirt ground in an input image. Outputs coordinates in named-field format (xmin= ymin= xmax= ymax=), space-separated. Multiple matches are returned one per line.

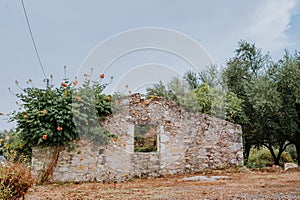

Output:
xmin=25 ymin=170 xmax=300 ymax=200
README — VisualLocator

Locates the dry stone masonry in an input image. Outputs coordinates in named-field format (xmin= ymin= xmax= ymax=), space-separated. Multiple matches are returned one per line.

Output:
xmin=32 ymin=94 xmax=243 ymax=182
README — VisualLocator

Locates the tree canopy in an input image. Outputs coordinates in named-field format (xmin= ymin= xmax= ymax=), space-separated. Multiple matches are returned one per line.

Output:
xmin=223 ymin=41 xmax=300 ymax=165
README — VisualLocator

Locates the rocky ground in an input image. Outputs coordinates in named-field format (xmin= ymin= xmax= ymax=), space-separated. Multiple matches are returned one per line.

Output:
xmin=26 ymin=170 xmax=300 ymax=200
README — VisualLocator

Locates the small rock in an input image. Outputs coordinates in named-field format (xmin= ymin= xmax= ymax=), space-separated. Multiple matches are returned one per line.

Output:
xmin=271 ymin=165 xmax=282 ymax=172
xmin=182 ymin=175 xmax=230 ymax=181
xmin=238 ymin=166 xmax=252 ymax=173
xmin=284 ymin=163 xmax=298 ymax=171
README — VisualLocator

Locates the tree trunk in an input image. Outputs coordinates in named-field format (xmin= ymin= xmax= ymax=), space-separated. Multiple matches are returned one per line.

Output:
xmin=41 ymin=144 xmax=62 ymax=183
xmin=274 ymin=145 xmax=281 ymax=166
xmin=294 ymin=139 xmax=300 ymax=165
xmin=295 ymin=103 xmax=300 ymax=165
xmin=274 ymin=156 xmax=280 ymax=166
xmin=276 ymin=143 xmax=288 ymax=166
xmin=297 ymin=144 xmax=300 ymax=165
xmin=266 ymin=142 xmax=290 ymax=166
xmin=266 ymin=144 xmax=277 ymax=165
xmin=243 ymin=141 xmax=251 ymax=165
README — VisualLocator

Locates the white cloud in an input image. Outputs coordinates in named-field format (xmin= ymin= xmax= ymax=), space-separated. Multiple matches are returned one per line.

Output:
xmin=246 ymin=0 xmax=296 ymax=55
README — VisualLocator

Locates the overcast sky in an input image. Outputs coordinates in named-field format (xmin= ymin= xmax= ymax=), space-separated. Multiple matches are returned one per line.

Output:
xmin=0 ymin=0 xmax=300 ymax=130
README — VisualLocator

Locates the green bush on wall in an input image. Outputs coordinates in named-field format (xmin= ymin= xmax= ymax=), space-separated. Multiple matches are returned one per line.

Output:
xmin=10 ymin=73 xmax=113 ymax=154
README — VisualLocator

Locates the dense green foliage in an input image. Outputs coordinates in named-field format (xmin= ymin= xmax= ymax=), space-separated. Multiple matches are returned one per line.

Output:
xmin=146 ymin=72 xmax=244 ymax=123
xmin=12 ymin=84 xmax=76 ymax=147
xmin=71 ymin=78 xmax=113 ymax=144
xmin=222 ymin=41 xmax=270 ymax=163
xmin=0 ymin=129 xmax=29 ymax=162
xmin=223 ymin=41 xmax=300 ymax=165
xmin=247 ymin=147 xmax=294 ymax=168
xmin=8 ymin=72 xmax=113 ymax=160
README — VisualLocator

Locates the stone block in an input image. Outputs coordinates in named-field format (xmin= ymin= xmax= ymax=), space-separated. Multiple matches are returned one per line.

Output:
xmin=160 ymin=134 xmax=169 ymax=143
xmin=171 ymin=146 xmax=181 ymax=153
xmin=284 ymin=163 xmax=298 ymax=171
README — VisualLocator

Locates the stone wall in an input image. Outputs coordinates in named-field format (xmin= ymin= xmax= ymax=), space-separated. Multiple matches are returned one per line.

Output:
xmin=31 ymin=94 xmax=243 ymax=182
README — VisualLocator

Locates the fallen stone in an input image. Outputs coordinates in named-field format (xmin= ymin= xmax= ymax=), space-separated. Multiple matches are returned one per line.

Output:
xmin=260 ymin=165 xmax=282 ymax=172
xmin=182 ymin=175 xmax=230 ymax=181
xmin=238 ymin=166 xmax=252 ymax=173
xmin=271 ymin=165 xmax=282 ymax=172
xmin=284 ymin=163 xmax=298 ymax=171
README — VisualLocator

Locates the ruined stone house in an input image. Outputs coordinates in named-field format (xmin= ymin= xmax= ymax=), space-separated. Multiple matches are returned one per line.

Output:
xmin=32 ymin=94 xmax=243 ymax=182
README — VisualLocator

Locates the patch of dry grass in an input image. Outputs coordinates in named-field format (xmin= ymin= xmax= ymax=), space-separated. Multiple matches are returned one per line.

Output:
xmin=26 ymin=171 xmax=300 ymax=199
